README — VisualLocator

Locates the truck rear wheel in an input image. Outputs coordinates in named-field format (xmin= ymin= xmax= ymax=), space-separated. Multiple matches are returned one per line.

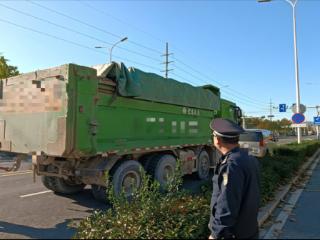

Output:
xmin=41 ymin=176 xmax=56 ymax=190
xmin=112 ymin=160 xmax=143 ymax=197
xmin=148 ymin=154 xmax=176 ymax=189
xmin=92 ymin=160 xmax=144 ymax=202
xmin=197 ymin=150 xmax=210 ymax=180
xmin=41 ymin=176 xmax=85 ymax=194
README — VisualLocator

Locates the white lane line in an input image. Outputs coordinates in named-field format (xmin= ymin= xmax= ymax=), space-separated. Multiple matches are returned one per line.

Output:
xmin=0 ymin=169 xmax=32 ymax=174
xmin=20 ymin=190 xmax=52 ymax=198
xmin=0 ymin=170 xmax=32 ymax=177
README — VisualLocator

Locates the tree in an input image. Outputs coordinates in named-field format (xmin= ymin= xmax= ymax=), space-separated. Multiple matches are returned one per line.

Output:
xmin=245 ymin=117 xmax=292 ymax=135
xmin=0 ymin=55 xmax=20 ymax=79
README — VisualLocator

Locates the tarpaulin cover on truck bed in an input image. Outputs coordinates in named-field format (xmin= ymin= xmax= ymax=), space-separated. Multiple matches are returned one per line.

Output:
xmin=93 ymin=62 xmax=220 ymax=110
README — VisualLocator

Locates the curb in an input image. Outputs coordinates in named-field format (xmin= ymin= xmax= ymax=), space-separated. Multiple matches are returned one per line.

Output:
xmin=258 ymin=148 xmax=320 ymax=227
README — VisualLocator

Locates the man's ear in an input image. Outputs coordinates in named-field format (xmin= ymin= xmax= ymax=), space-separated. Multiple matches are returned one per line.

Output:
xmin=216 ymin=136 xmax=222 ymax=145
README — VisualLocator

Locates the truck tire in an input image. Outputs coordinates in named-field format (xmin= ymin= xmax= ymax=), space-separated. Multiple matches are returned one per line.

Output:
xmin=112 ymin=160 xmax=143 ymax=197
xmin=91 ymin=160 xmax=144 ymax=203
xmin=41 ymin=176 xmax=85 ymax=194
xmin=41 ymin=176 xmax=57 ymax=191
xmin=140 ymin=154 xmax=156 ymax=172
xmin=197 ymin=150 xmax=210 ymax=180
xmin=148 ymin=154 xmax=176 ymax=189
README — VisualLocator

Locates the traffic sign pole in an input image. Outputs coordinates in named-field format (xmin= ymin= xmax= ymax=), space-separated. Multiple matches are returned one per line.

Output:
xmin=315 ymin=116 xmax=320 ymax=140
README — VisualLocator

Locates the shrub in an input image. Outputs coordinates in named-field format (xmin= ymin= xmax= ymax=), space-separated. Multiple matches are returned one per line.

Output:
xmin=259 ymin=140 xmax=320 ymax=205
xmin=74 ymin=164 xmax=211 ymax=239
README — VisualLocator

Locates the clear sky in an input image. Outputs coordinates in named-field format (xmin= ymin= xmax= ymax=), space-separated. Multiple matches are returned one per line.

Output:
xmin=1 ymin=0 xmax=319 ymax=122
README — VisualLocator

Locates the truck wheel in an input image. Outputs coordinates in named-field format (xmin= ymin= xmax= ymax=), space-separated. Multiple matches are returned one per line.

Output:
xmin=41 ymin=176 xmax=57 ymax=191
xmin=92 ymin=160 xmax=144 ymax=202
xmin=53 ymin=177 xmax=85 ymax=194
xmin=112 ymin=160 xmax=143 ymax=197
xmin=197 ymin=150 xmax=210 ymax=180
xmin=42 ymin=176 xmax=85 ymax=194
xmin=149 ymin=154 xmax=176 ymax=189
xmin=41 ymin=165 xmax=58 ymax=191
xmin=140 ymin=154 xmax=156 ymax=172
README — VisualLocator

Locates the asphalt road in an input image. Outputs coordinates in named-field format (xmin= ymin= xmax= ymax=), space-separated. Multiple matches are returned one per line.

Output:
xmin=0 ymin=169 xmax=108 ymax=239
xmin=276 ymin=135 xmax=317 ymax=145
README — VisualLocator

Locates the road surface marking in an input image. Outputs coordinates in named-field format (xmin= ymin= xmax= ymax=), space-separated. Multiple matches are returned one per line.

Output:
xmin=0 ymin=170 xmax=32 ymax=177
xmin=20 ymin=190 xmax=52 ymax=198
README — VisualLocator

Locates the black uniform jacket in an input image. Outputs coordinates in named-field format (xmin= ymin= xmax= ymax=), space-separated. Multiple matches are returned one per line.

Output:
xmin=209 ymin=147 xmax=260 ymax=239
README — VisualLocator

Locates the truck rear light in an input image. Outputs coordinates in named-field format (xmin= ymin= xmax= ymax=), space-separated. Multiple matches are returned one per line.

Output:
xmin=259 ymin=139 xmax=264 ymax=147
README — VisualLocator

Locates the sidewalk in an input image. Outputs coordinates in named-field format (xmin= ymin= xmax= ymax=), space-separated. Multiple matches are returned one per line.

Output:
xmin=278 ymin=160 xmax=320 ymax=239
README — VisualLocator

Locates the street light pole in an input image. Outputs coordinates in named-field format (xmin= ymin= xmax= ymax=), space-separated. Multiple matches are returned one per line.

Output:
xmin=109 ymin=37 xmax=128 ymax=63
xmin=290 ymin=0 xmax=302 ymax=144
xmin=95 ymin=37 xmax=128 ymax=63
xmin=258 ymin=0 xmax=302 ymax=143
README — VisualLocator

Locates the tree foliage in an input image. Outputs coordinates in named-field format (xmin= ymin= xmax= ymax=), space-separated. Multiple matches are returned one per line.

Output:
xmin=245 ymin=117 xmax=292 ymax=135
xmin=0 ymin=55 xmax=20 ymax=79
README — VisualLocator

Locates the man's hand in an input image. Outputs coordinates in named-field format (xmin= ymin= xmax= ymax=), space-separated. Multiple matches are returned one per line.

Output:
xmin=208 ymin=235 xmax=215 ymax=239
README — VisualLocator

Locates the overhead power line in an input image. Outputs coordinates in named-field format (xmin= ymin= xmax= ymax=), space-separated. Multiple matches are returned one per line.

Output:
xmin=0 ymin=12 xmax=263 ymax=110
xmin=0 ymin=18 xmax=162 ymax=72
xmin=4 ymin=1 xmax=267 ymax=109
xmin=0 ymin=3 xmax=161 ymax=63
xmin=78 ymin=1 xmax=193 ymax=60
xmin=173 ymin=63 xmax=266 ymax=108
xmin=173 ymin=56 xmax=268 ymax=106
xmin=170 ymin=71 xmax=267 ymax=109
xmin=28 ymin=0 xmax=162 ymax=55
xmin=71 ymin=0 xmax=268 ymax=108
xmin=79 ymin=1 xmax=164 ymax=54
xmin=29 ymin=0 xmax=266 ymax=108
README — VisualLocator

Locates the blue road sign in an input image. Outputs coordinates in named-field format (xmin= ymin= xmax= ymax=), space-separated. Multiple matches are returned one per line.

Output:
xmin=314 ymin=116 xmax=320 ymax=125
xmin=279 ymin=104 xmax=286 ymax=112
xmin=292 ymin=113 xmax=305 ymax=124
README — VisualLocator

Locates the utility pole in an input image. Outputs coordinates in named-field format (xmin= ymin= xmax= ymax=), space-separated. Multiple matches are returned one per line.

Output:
xmin=161 ymin=42 xmax=173 ymax=78
xmin=268 ymin=98 xmax=275 ymax=121
xmin=317 ymin=105 xmax=320 ymax=140
xmin=242 ymin=112 xmax=246 ymax=129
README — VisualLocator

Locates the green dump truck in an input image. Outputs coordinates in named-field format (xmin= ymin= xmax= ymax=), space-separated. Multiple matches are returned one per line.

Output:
xmin=0 ymin=62 xmax=241 ymax=201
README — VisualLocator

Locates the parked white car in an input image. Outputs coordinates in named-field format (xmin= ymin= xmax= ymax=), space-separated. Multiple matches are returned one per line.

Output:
xmin=239 ymin=129 xmax=268 ymax=158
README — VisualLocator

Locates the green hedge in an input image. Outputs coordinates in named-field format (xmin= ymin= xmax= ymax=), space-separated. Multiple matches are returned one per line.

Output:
xmin=260 ymin=140 xmax=320 ymax=205
xmin=74 ymin=167 xmax=211 ymax=239
xmin=75 ymin=141 xmax=320 ymax=239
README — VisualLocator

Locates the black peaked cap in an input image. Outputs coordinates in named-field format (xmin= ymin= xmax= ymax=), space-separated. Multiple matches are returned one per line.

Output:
xmin=210 ymin=118 xmax=244 ymax=138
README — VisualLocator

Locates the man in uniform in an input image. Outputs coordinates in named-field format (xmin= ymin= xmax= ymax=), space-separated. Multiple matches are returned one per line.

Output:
xmin=208 ymin=118 xmax=260 ymax=239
